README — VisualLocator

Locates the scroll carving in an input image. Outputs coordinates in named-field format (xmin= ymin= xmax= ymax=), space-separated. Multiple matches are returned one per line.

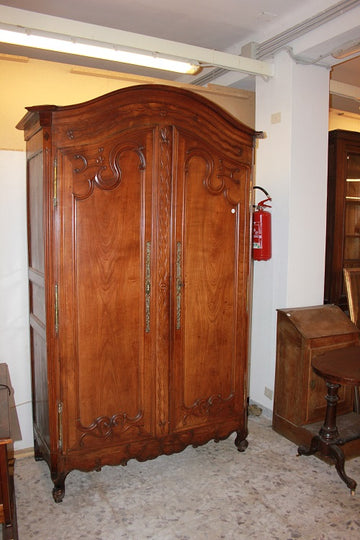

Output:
xmin=77 ymin=410 xmax=144 ymax=447
xmin=218 ymin=160 xmax=250 ymax=205
xmin=185 ymin=148 xmax=250 ymax=205
xmin=71 ymin=143 xmax=146 ymax=200
xmin=73 ymin=154 xmax=88 ymax=173
xmin=185 ymin=148 xmax=215 ymax=191
xmin=182 ymin=393 xmax=235 ymax=425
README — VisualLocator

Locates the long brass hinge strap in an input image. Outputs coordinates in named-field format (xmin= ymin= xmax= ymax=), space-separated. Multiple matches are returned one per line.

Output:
xmin=54 ymin=283 xmax=59 ymax=335
xmin=58 ymin=401 xmax=63 ymax=451
xmin=53 ymin=158 xmax=57 ymax=207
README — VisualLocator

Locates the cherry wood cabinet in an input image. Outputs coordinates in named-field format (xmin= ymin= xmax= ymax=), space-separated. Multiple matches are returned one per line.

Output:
xmin=17 ymin=85 xmax=257 ymax=501
xmin=324 ymin=129 xmax=360 ymax=309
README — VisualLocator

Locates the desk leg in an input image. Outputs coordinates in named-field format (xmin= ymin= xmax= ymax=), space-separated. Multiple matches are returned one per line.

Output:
xmin=298 ymin=382 xmax=357 ymax=493
xmin=319 ymin=382 xmax=340 ymax=442
xmin=0 ymin=445 xmax=12 ymax=526
xmin=0 ymin=444 xmax=17 ymax=539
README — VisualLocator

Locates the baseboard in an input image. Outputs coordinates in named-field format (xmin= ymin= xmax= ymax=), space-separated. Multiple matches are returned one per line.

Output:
xmin=14 ymin=447 xmax=34 ymax=459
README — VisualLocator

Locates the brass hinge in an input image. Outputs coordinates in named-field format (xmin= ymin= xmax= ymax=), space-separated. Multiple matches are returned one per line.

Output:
xmin=58 ymin=401 xmax=63 ymax=451
xmin=54 ymin=283 xmax=59 ymax=335
xmin=53 ymin=158 xmax=58 ymax=207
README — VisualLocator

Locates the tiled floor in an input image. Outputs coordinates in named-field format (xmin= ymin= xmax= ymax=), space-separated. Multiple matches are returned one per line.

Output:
xmin=14 ymin=415 xmax=360 ymax=539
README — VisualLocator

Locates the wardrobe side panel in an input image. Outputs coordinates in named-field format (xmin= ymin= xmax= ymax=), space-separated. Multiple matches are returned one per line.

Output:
xmin=27 ymin=131 xmax=50 ymax=451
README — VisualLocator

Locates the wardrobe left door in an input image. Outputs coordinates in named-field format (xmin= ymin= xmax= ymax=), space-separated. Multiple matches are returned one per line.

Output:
xmin=56 ymin=128 xmax=157 ymax=468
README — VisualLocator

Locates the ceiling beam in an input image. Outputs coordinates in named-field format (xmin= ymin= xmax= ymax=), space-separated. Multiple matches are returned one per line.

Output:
xmin=330 ymin=79 xmax=360 ymax=100
xmin=0 ymin=5 xmax=274 ymax=78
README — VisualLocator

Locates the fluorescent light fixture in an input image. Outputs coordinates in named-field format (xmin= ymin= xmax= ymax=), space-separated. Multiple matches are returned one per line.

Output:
xmin=0 ymin=26 xmax=201 ymax=74
xmin=0 ymin=7 xmax=274 ymax=78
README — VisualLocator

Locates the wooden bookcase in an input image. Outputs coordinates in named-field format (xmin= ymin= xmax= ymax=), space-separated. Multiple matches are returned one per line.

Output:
xmin=324 ymin=129 xmax=360 ymax=309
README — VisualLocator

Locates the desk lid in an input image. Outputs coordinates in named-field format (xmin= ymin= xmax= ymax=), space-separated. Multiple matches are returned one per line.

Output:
xmin=277 ymin=304 xmax=360 ymax=339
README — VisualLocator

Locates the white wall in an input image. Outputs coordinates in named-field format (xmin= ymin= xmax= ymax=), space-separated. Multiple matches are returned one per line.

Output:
xmin=250 ymin=51 xmax=330 ymax=410
xmin=0 ymin=150 xmax=33 ymax=450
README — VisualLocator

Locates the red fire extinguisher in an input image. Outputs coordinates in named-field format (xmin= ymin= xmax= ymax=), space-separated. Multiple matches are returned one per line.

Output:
xmin=252 ymin=186 xmax=272 ymax=261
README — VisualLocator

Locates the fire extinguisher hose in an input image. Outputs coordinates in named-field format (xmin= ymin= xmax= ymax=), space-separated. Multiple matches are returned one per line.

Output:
xmin=253 ymin=186 xmax=272 ymax=209
xmin=253 ymin=186 xmax=270 ymax=197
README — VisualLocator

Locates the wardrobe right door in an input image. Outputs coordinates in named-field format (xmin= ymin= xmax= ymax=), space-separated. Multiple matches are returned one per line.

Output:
xmin=170 ymin=126 xmax=252 ymax=443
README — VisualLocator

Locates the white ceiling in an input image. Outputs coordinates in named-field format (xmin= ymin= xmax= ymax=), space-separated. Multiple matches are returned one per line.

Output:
xmin=0 ymin=0 xmax=359 ymax=113
xmin=0 ymin=0 xmax=326 ymax=50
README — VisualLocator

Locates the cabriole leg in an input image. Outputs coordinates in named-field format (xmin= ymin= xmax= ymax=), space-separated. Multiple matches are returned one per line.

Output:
xmin=33 ymin=439 xmax=44 ymax=462
xmin=329 ymin=444 xmax=357 ymax=493
xmin=51 ymin=473 xmax=67 ymax=503
xmin=235 ymin=431 xmax=249 ymax=452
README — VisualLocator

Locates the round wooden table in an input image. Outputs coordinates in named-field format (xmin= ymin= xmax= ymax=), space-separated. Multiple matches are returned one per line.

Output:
xmin=297 ymin=345 xmax=360 ymax=494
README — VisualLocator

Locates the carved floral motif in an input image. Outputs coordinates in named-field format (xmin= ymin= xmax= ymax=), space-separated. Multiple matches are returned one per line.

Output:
xmin=182 ymin=393 xmax=234 ymax=425
xmin=77 ymin=410 xmax=144 ymax=447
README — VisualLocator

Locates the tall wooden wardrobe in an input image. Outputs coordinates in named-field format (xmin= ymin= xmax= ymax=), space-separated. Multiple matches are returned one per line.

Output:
xmin=17 ymin=85 xmax=257 ymax=501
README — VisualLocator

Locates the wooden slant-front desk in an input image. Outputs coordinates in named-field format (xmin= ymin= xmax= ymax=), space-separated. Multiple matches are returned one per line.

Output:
xmin=273 ymin=305 xmax=360 ymax=459
xmin=0 ymin=364 xmax=17 ymax=540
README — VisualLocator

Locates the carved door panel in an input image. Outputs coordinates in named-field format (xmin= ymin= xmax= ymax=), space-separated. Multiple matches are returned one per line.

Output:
xmin=170 ymin=129 xmax=251 ymax=435
xmin=57 ymin=128 xmax=156 ymax=454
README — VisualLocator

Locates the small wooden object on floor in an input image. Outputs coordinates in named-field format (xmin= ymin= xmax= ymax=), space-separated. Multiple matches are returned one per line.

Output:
xmin=298 ymin=346 xmax=360 ymax=493
xmin=0 ymin=364 xmax=18 ymax=540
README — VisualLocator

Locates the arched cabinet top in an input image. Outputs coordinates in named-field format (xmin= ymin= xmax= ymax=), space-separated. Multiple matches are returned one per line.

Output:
xmin=17 ymin=84 xmax=261 ymax=149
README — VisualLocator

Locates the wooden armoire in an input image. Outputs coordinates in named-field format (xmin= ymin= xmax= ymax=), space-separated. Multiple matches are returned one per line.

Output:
xmin=17 ymin=85 xmax=257 ymax=502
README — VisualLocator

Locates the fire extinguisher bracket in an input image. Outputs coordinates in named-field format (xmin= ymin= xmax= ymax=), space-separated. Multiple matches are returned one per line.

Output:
xmin=255 ymin=197 xmax=272 ymax=211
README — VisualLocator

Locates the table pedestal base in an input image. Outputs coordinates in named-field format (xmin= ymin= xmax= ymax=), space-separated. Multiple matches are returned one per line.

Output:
xmin=298 ymin=381 xmax=357 ymax=493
